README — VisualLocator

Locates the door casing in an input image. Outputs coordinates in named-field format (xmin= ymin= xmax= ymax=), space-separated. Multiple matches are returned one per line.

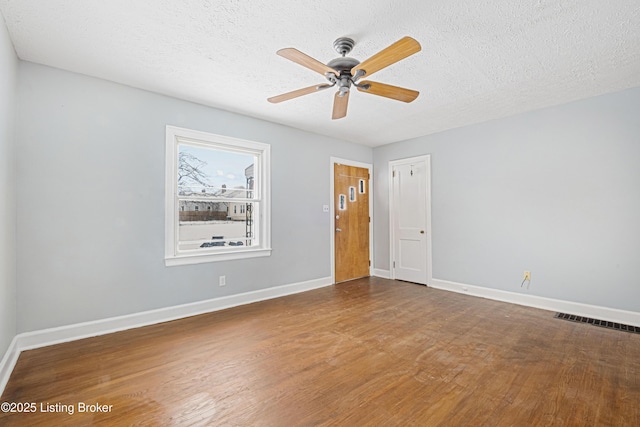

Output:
xmin=330 ymin=157 xmax=373 ymax=284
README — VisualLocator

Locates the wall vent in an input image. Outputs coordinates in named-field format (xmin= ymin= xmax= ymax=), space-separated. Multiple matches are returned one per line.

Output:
xmin=554 ymin=312 xmax=640 ymax=334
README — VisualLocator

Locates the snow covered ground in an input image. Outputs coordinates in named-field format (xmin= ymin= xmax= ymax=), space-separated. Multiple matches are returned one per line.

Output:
xmin=178 ymin=220 xmax=250 ymax=250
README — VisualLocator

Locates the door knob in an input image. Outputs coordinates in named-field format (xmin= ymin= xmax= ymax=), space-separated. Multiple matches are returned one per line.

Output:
xmin=420 ymin=230 xmax=425 ymax=234
xmin=336 ymin=228 xmax=342 ymax=232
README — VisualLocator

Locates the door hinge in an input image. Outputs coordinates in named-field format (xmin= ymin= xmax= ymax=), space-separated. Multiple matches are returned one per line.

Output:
xmin=392 ymin=170 xmax=395 ymax=178
xmin=369 ymin=260 xmax=371 ymax=266
xmin=393 ymin=261 xmax=396 ymax=268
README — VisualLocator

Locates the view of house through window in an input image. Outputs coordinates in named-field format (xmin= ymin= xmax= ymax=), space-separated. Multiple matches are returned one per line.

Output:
xmin=177 ymin=144 xmax=257 ymax=251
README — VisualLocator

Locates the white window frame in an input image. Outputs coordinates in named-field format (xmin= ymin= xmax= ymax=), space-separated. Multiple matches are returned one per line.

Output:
xmin=165 ymin=126 xmax=271 ymax=266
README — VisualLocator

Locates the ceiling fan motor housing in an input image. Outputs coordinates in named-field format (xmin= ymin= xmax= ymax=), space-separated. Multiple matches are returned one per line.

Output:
xmin=327 ymin=57 xmax=360 ymax=75
xmin=327 ymin=56 xmax=363 ymax=96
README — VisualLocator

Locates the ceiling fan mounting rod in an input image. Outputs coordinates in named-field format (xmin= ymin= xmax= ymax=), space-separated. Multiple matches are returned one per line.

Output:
xmin=333 ymin=37 xmax=355 ymax=57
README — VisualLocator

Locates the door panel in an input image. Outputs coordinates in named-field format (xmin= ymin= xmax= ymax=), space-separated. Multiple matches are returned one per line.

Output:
xmin=399 ymin=239 xmax=422 ymax=270
xmin=335 ymin=164 xmax=370 ymax=283
xmin=392 ymin=160 xmax=428 ymax=284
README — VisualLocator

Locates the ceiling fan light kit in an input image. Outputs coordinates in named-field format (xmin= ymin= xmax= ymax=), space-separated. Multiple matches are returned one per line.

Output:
xmin=268 ymin=36 xmax=421 ymax=119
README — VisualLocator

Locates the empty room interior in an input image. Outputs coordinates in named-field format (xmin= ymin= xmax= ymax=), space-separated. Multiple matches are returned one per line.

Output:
xmin=1 ymin=1 xmax=639 ymax=425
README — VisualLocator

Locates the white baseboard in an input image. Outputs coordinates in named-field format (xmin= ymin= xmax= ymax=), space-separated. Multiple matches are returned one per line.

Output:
xmin=0 ymin=336 xmax=19 ymax=396
xmin=0 ymin=276 xmax=333 ymax=396
xmin=372 ymin=269 xmax=390 ymax=279
xmin=430 ymin=278 xmax=640 ymax=327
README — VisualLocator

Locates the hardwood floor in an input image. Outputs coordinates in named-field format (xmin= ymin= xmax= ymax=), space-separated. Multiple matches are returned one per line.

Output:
xmin=2 ymin=277 xmax=639 ymax=426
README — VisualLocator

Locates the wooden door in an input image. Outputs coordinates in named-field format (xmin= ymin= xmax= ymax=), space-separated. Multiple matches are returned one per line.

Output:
xmin=334 ymin=164 xmax=370 ymax=283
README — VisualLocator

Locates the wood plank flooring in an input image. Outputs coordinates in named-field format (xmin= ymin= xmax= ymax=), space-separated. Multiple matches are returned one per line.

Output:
xmin=2 ymin=277 xmax=639 ymax=426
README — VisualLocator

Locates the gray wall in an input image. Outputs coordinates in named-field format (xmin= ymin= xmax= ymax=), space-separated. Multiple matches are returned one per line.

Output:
xmin=10 ymin=53 xmax=640 ymax=336
xmin=373 ymin=87 xmax=640 ymax=312
xmin=15 ymin=62 xmax=371 ymax=333
xmin=0 ymin=13 xmax=17 ymax=356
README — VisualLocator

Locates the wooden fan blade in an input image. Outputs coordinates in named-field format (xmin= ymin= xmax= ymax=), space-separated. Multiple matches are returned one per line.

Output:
xmin=356 ymin=81 xmax=419 ymax=103
xmin=268 ymin=84 xmax=332 ymax=103
xmin=351 ymin=36 xmax=421 ymax=78
xmin=277 ymin=48 xmax=338 ymax=77
xmin=332 ymin=91 xmax=349 ymax=120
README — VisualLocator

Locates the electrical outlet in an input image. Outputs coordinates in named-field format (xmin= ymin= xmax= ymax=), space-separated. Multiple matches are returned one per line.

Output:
xmin=219 ymin=275 xmax=226 ymax=287
xmin=523 ymin=271 xmax=531 ymax=281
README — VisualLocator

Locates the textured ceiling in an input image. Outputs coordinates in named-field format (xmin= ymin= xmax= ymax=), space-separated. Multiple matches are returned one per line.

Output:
xmin=1 ymin=0 xmax=639 ymax=146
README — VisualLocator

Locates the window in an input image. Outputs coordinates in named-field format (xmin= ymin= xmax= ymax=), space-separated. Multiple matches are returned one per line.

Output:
xmin=165 ymin=126 xmax=271 ymax=265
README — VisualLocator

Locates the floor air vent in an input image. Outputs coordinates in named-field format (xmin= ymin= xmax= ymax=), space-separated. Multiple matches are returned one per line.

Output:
xmin=554 ymin=312 xmax=640 ymax=334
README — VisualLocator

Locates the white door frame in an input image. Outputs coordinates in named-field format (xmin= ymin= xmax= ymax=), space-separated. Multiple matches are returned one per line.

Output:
xmin=330 ymin=157 xmax=373 ymax=284
xmin=389 ymin=155 xmax=433 ymax=285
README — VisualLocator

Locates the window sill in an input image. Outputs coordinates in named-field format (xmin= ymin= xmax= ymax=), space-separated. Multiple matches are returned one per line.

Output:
xmin=165 ymin=248 xmax=272 ymax=266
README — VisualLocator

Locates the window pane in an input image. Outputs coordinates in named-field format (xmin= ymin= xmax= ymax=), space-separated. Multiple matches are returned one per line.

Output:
xmin=177 ymin=144 xmax=258 ymax=252
xmin=178 ymin=202 xmax=256 ymax=251
xmin=178 ymin=144 xmax=256 ymax=199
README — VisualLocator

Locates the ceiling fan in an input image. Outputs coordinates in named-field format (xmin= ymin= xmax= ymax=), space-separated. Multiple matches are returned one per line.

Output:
xmin=268 ymin=36 xmax=421 ymax=119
